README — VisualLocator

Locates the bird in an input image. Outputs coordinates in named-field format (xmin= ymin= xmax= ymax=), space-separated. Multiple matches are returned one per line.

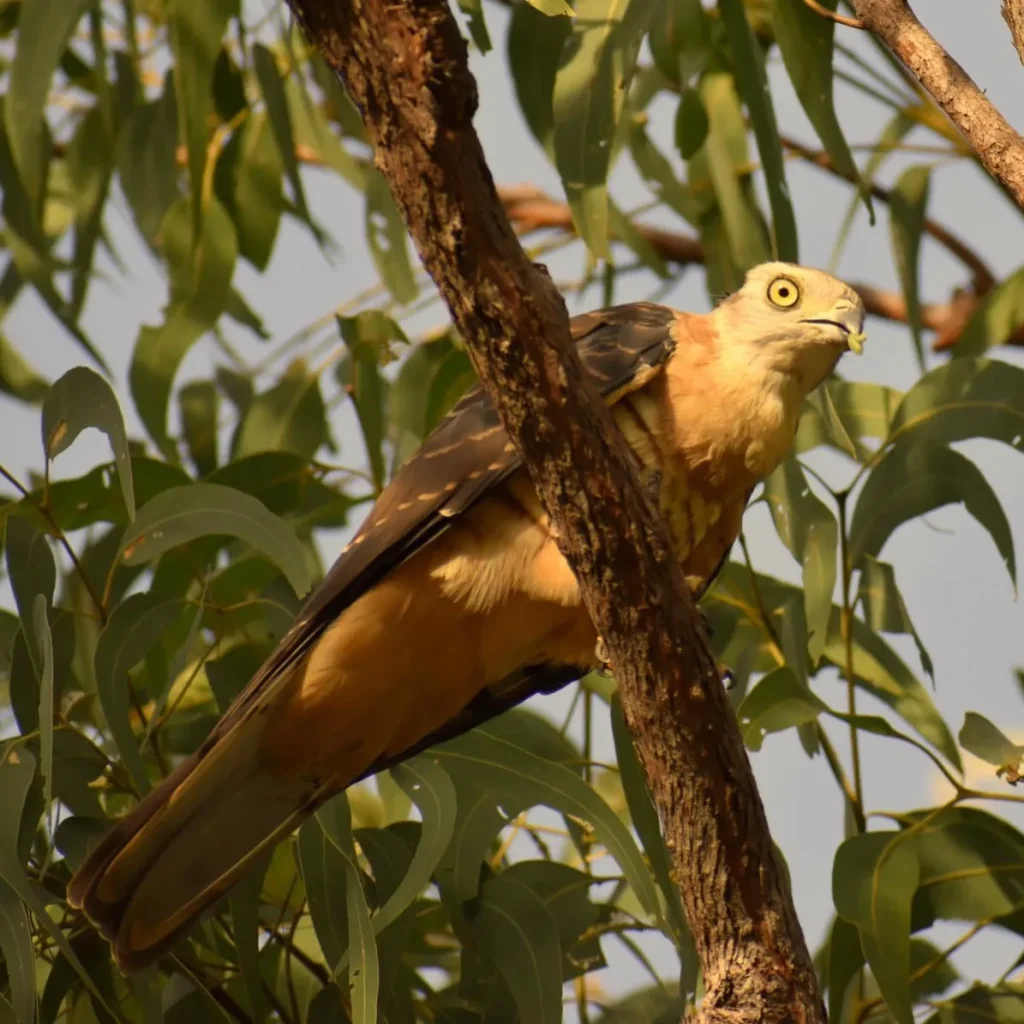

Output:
xmin=67 ymin=261 xmax=866 ymax=972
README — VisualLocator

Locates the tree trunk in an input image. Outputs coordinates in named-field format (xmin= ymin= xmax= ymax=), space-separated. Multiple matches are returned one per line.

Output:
xmin=284 ymin=1 xmax=826 ymax=1020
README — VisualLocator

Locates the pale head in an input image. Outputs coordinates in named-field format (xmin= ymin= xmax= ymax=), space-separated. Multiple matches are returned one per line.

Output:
xmin=710 ymin=261 xmax=866 ymax=394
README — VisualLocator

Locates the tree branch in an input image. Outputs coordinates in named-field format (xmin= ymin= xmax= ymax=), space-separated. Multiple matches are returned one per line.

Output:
xmin=498 ymin=185 xmax=1022 ymax=353
xmin=284 ymin=1 xmax=824 ymax=1021
xmin=852 ymin=0 xmax=1024 ymax=207
xmin=1003 ymin=1 xmax=1024 ymax=68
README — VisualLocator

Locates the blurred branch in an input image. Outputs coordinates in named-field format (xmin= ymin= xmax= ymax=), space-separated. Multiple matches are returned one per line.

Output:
xmin=852 ymin=0 xmax=1024 ymax=208
xmin=1003 ymin=1 xmax=1024 ymax=67
xmin=499 ymin=185 xmax=1022 ymax=353
xmin=802 ymin=0 xmax=864 ymax=30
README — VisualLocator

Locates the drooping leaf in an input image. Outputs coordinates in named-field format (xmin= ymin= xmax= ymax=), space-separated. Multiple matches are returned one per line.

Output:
xmin=826 ymin=914 xmax=863 ymax=1024
xmin=762 ymin=455 xmax=838 ymax=664
xmin=4 ymin=0 xmax=89 ymax=203
xmin=252 ymin=43 xmax=320 ymax=241
xmin=365 ymin=168 xmax=418 ymax=305
xmin=118 ymin=482 xmax=312 ymax=597
xmin=0 ymin=874 xmax=34 ymax=1024
xmin=833 ymin=832 xmax=918 ymax=1024
xmin=796 ymin=378 xmax=904 ymax=459
xmin=858 ymin=556 xmax=934 ymax=680
xmin=343 ymin=850 xmax=380 ymax=1024
xmin=130 ymin=197 xmax=238 ymax=459
xmin=552 ymin=0 xmax=655 ymax=258
xmin=227 ymin=864 xmax=269 ymax=1024
xmin=168 ymin=0 xmax=237 ymax=235
xmin=94 ymin=593 xmax=185 ymax=793
xmin=718 ymin=0 xmax=798 ymax=261
xmin=887 ymin=357 xmax=1024 ymax=456
xmin=32 ymin=596 xmax=54 ymax=820
xmin=0 ymin=335 xmax=49 ymax=404
xmin=737 ymin=666 xmax=825 ymax=750
xmin=458 ymin=0 xmax=492 ymax=52
xmin=849 ymin=440 xmax=1015 ymax=588
xmin=649 ymin=0 xmax=712 ymax=88
xmin=507 ymin=2 xmax=572 ymax=158
xmin=434 ymin=723 xmax=662 ymax=923
xmin=42 ymin=366 xmax=135 ymax=520
xmin=234 ymin=361 xmax=327 ymax=461
xmin=674 ymin=87 xmax=708 ymax=161
xmin=473 ymin=873 xmax=563 ymax=1024
xmin=889 ymin=164 xmax=931 ymax=369
xmin=959 ymin=712 xmax=1024 ymax=771
xmin=179 ymin=380 xmax=220 ymax=476
xmin=4 ymin=516 xmax=56 ymax=681
xmin=954 ymin=263 xmax=1024 ymax=358
xmin=771 ymin=0 xmax=865 ymax=209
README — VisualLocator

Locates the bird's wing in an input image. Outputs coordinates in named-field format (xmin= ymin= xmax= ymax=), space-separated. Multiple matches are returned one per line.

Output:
xmin=211 ymin=302 xmax=679 ymax=741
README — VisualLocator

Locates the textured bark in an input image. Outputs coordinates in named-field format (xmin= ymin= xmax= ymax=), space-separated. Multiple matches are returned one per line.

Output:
xmin=284 ymin=1 xmax=824 ymax=1021
xmin=853 ymin=0 xmax=1024 ymax=208
xmin=1003 ymin=0 xmax=1024 ymax=67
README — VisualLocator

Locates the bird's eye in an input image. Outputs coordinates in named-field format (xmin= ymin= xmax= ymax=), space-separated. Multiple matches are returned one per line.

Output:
xmin=767 ymin=277 xmax=800 ymax=308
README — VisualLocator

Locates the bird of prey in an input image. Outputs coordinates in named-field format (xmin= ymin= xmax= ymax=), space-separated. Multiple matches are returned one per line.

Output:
xmin=67 ymin=261 xmax=867 ymax=971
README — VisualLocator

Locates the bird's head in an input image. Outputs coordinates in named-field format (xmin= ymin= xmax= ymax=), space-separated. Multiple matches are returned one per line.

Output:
xmin=712 ymin=261 xmax=867 ymax=394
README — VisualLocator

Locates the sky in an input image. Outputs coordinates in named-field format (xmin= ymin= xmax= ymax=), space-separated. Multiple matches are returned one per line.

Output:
xmin=2 ymin=0 xmax=1024 ymax=1008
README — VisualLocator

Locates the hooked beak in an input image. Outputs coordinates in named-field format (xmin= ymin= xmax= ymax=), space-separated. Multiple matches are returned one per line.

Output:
xmin=800 ymin=301 xmax=866 ymax=355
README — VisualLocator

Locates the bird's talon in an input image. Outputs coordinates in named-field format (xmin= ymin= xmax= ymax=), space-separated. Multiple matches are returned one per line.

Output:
xmin=720 ymin=666 xmax=736 ymax=690
xmin=594 ymin=635 xmax=611 ymax=673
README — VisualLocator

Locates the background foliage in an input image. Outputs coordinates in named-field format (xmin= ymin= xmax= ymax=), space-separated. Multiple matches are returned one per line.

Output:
xmin=1 ymin=0 xmax=1024 ymax=1022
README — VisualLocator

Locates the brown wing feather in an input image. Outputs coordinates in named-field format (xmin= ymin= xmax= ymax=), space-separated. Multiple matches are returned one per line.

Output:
xmin=201 ymin=303 xmax=680 ymax=743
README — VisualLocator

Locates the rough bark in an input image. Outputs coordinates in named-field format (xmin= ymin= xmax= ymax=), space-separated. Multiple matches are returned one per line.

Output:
xmin=283 ymin=1 xmax=825 ymax=1021
xmin=1003 ymin=0 xmax=1024 ymax=68
xmin=852 ymin=0 xmax=1024 ymax=209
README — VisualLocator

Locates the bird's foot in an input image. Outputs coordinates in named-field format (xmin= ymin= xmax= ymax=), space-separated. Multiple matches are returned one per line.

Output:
xmin=594 ymin=635 xmax=612 ymax=676
xmin=719 ymin=664 xmax=736 ymax=690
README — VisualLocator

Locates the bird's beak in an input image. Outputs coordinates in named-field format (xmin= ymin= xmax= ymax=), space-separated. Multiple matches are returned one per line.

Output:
xmin=801 ymin=301 xmax=866 ymax=355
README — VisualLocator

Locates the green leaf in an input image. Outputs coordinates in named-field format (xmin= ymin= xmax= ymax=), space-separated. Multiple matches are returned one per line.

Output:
xmin=606 ymin=696 xmax=696 ymax=983
xmin=526 ymin=0 xmax=574 ymax=14
xmin=905 ymin=806 xmax=1024 ymax=929
xmin=235 ymin=361 xmax=327 ymax=460
xmin=228 ymin=865 xmax=269 ymax=1024
xmin=796 ymin=378 xmax=904 ymax=457
xmin=297 ymin=817 xmax=351 ymax=970
xmin=508 ymin=2 xmax=573 ymax=158
xmin=434 ymin=723 xmax=662 ymax=923
xmin=649 ymin=0 xmax=712 ymax=88
xmin=826 ymin=915 xmax=863 ymax=1024
xmin=168 ymin=0 xmax=237 ymax=234
xmin=608 ymin=199 xmax=670 ymax=278
xmin=0 ymin=747 xmax=113 ymax=1016
xmin=887 ymin=357 xmax=1024 ymax=455
xmin=771 ymin=0 xmax=865 ymax=210
xmin=4 ymin=0 xmax=89 ymax=203
xmin=217 ymin=110 xmax=284 ymax=272
xmin=954 ymin=263 xmax=1024 ymax=358
xmin=888 ymin=164 xmax=931 ymax=369
xmin=674 ymin=87 xmax=708 ymax=161
xmin=849 ymin=440 xmax=1016 ymax=588
xmin=552 ymin=0 xmax=655 ymax=258
xmin=737 ymin=666 xmax=825 ymax=750
xmin=474 ymin=873 xmax=563 ymax=1024
xmin=365 ymin=168 xmax=417 ymax=305
xmin=762 ymin=455 xmax=838 ymax=664
xmin=959 ymin=711 xmax=1024 ymax=769
xmin=94 ymin=593 xmax=184 ymax=793
xmin=118 ymin=81 xmax=181 ymax=246
xmin=42 ymin=366 xmax=135 ymax=520
xmin=252 ymin=44 xmax=320 ymax=241
xmin=0 ymin=335 xmax=49 ymax=404
xmin=32 ymin=596 xmax=54 ymax=820
xmin=371 ymin=758 xmax=457 ymax=935
xmin=858 ymin=556 xmax=933 ymax=680
xmin=343 ymin=852 xmax=379 ymax=1024
xmin=833 ymin=832 xmax=918 ymax=1024
xmin=119 ymin=482 xmax=312 ymax=597
xmin=718 ymin=0 xmax=798 ymax=262
xmin=4 ymin=516 xmax=56 ymax=681
xmin=0 ymin=875 xmax=35 ymax=1024
xmin=180 ymin=381 xmax=220 ymax=476
xmin=130 ymin=196 xmax=238 ymax=459
xmin=458 ymin=0 xmax=492 ymax=52
xmin=693 ymin=71 xmax=771 ymax=274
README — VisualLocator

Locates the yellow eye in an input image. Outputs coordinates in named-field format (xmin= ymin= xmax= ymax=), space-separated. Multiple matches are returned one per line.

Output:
xmin=767 ymin=276 xmax=800 ymax=308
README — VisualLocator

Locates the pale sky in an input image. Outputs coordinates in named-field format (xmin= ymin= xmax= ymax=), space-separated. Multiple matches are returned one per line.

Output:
xmin=2 ymin=0 xmax=1023 ymax=1005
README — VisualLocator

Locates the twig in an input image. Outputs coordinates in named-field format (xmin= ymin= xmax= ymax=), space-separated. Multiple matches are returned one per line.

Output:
xmin=852 ymin=0 xmax=1024 ymax=207
xmin=802 ymin=0 xmax=864 ymax=30
xmin=1003 ymin=1 xmax=1024 ymax=67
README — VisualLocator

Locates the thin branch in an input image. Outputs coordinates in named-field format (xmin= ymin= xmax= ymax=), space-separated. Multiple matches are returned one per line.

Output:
xmin=802 ymin=0 xmax=865 ymax=30
xmin=852 ymin=0 xmax=1024 ymax=207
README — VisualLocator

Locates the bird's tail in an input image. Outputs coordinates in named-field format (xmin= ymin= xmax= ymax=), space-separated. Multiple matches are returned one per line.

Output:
xmin=66 ymin=694 xmax=322 ymax=974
